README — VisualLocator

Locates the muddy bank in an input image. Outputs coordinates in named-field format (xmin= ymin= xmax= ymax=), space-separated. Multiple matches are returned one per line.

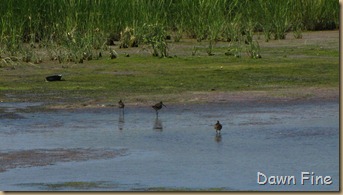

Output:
xmin=0 ymin=87 xmax=338 ymax=114
xmin=45 ymin=87 xmax=338 ymax=110
xmin=0 ymin=148 xmax=128 ymax=173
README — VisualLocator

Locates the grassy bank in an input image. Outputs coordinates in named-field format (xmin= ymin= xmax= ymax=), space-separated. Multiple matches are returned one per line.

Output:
xmin=0 ymin=0 xmax=339 ymax=62
xmin=0 ymin=31 xmax=338 ymax=107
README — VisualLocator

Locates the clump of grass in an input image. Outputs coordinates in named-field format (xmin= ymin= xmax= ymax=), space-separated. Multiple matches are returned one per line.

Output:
xmin=172 ymin=26 xmax=183 ymax=42
xmin=120 ymin=27 xmax=138 ymax=48
xmin=191 ymin=46 xmax=199 ymax=56
xmin=140 ymin=23 xmax=168 ymax=57
xmin=0 ymin=56 xmax=19 ymax=69
xmin=110 ymin=49 xmax=118 ymax=59
xmin=292 ymin=23 xmax=304 ymax=39
xmin=224 ymin=19 xmax=261 ymax=59
xmin=257 ymin=0 xmax=290 ymax=41
xmin=246 ymin=41 xmax=262 ymax=59
xmin=225 ymin=42 xmax=242 ymax=58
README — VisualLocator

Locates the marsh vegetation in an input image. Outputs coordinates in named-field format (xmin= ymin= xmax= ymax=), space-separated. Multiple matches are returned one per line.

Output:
xmin=0 ymin=1 xmax=339 ymax=107
xmin=0 ymin=0 xmax=338 ymax=62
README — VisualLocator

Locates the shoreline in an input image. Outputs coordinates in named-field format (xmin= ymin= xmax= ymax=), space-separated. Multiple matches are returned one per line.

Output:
xmin=49 ymin=86 xmax=339 ymax=109
xmin=1 ymin=86 xmax=338 ymax=111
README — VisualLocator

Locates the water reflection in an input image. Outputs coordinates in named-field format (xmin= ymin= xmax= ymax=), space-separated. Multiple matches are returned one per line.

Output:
xmin=214 ymin=134 xmax=222 ymax=143
xmin=153 ymin=117 xmax=163 ymax=131
xmin=118 ymin=110 xmax=125 ymax=130
xmin=119 ymin=107 xmax=125 ymax=115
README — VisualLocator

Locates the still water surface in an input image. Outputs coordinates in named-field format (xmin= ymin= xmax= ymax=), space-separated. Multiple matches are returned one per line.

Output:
xmin=0 ymin=101 xmax=339 ymax=191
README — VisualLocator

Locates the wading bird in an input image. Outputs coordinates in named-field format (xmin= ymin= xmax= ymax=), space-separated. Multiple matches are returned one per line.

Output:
xmin=152 ymin=101 xmax=166 ymax=117
xmin=118 ymin=99 xmax=125 ymax=114
xmin=214 ymin=121 xmax=222 ymax=135
xmin=118 ymin=99 xmax=125 ymax=109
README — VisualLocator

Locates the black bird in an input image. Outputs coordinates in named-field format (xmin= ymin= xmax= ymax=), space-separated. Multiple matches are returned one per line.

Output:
xmin=118 ymin=99 xmax=125 ymax=109
xmin=214 ymin=121 xmax=222 ymax=135
xmin=152 ymin=101 xmax=166 ymax=116
xmin=118 ymin=99 xmax=125 ymax=115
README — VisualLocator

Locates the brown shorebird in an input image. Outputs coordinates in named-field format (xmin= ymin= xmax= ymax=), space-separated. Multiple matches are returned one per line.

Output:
xmin=214 ymin=121 xmax=222 ymax=135
xmin=118 ymin=99 xmax=125 ymax=114
xmin=152 ymin=101 xmax=166 ymax=116
xmin=118 ymin=99 xmax=125 ymax=109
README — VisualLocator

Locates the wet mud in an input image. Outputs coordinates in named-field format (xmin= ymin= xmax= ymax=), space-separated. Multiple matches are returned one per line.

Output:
xmin=0 ymin=148 xmax=128 ymax=173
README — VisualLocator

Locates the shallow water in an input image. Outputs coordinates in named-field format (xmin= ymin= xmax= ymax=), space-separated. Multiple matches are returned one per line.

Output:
xmin=0 ymin=101 xmax=339 ymax=191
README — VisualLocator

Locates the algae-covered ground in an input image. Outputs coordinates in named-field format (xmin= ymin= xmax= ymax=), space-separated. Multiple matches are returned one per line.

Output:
xmin=0 ymin=30 xmax=339 ymax=108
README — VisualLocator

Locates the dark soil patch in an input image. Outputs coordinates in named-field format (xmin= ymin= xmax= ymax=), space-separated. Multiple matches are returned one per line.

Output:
xmin=0 ymin=148 xmax=128 ymax=172
xmin=0 ymin=112 xmax=26 ymax=119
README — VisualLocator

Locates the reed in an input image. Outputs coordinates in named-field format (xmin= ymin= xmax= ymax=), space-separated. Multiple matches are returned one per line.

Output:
xmin=140 ymin=23 xmax=168 ymax=57
xmin=0 ymin=0 xmax=339 ymax=60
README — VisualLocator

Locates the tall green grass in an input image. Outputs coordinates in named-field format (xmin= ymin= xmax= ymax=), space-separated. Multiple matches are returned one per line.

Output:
xmin=0 ymin=0 xmax=339 ymax=61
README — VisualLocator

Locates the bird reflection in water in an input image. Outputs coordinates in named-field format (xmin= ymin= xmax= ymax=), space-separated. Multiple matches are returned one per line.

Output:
xmin=118 ymin=110 xmax=125 ymax=130
xmin=214 ymin=133 xmax=222 ymax=143
xmin=117 ymin=99 xmax=125 ymax=130
xmin=153 ymin=117 xmax=163 ymax=131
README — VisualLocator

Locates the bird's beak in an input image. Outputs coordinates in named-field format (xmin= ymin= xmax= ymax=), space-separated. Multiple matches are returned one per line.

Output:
xmin=162 ymin=103 xmax=166 ymax=107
